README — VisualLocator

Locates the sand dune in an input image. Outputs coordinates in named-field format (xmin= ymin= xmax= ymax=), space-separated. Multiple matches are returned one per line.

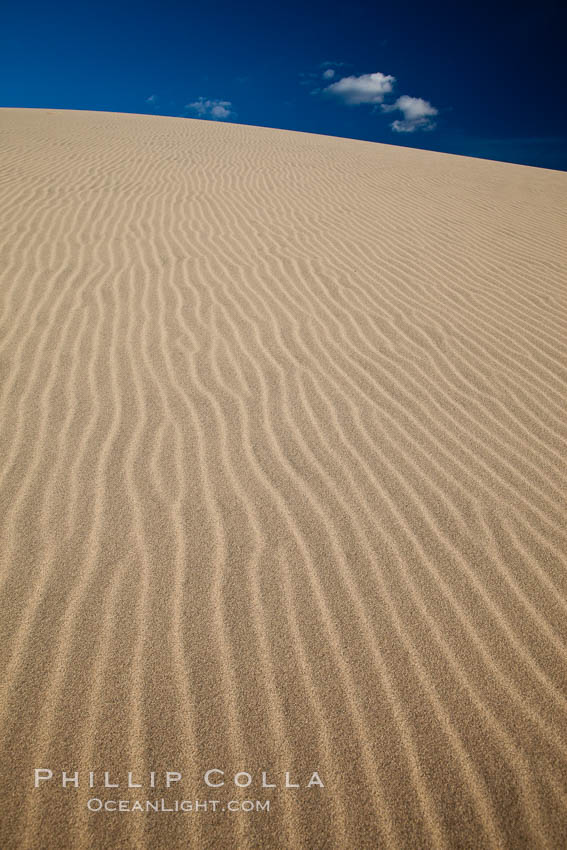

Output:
xmin=0 ymin=107 xmax=566 ymax=849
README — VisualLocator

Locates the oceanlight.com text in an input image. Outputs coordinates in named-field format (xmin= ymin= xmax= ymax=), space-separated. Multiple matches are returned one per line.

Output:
xmin=86 ymin=798 xmax=270 ymax=813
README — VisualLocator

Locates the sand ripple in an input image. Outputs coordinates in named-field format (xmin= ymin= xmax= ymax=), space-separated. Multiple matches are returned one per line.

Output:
xmin=1 ymin=108 xmax=566 ymax=849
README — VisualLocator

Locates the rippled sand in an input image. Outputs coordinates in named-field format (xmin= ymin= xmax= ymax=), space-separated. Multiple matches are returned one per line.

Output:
xmin=1 ymin=108 xmax=566 ymax=849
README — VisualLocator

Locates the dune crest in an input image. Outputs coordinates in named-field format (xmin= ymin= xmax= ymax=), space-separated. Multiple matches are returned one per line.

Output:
xmin=1 ymin=108 xmax=566 ymax=849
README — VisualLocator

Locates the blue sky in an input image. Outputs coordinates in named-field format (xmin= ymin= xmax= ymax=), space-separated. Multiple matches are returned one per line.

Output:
xmin=2 ymin=0 xmax=566 ymax=170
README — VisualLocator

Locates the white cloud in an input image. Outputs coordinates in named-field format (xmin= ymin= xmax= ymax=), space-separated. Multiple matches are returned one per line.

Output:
xmin=312 ymin=65 xmax=441 ymax=132
xmin=323 ymin=71 xmax=396 ymax=105
xmin=186 ymin=98 xmax=234 ymax=120
xmin=146 ymin=94 xmax=158 ymax=105
xmin=210 ymin=104 xmax=232 ymax=118
xmin=383 ymin=95 xmax=438 ymax=132
xmin=300 ymin=62 xmax=350 ymax=85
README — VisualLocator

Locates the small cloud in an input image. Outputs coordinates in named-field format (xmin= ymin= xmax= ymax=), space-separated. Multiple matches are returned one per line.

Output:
xmin=320 ymin=60 xmax=351 ymax=69
xmin=299 ymin=70 xmax=319 ymax=86
xmin=185 ymin=98 xmax=235 ymax=120
xmin=322 ymin=71 xmax=396 ymax=105
xmin=383 ymin=95 xmax=438 ymax=132
xmin=300 ymin=63 xmax=349 ymax=84
xmin=211 ymin=104 xmax=231 ymax=118
xmin=146 ymin=94 xmax=158 ymax=105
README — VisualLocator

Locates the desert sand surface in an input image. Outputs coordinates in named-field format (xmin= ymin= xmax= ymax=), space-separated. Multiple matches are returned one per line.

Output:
xmin=0 ymin=108 xmax=566 ymax=849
